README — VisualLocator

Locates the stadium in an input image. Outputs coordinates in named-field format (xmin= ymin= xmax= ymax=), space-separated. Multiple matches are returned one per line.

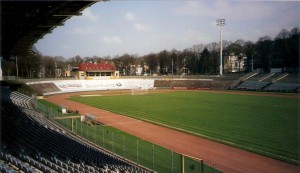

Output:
xmin=1 ymin=1 xmax=300 ymax=173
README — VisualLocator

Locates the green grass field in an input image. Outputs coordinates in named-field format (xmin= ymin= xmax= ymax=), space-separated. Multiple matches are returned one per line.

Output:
xmin=68 ymin=91 xmax=300 ymax=165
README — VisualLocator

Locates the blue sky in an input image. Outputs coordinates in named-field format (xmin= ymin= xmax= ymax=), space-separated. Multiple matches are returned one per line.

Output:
xmin=34 ymin=0 xmax=300 ymax=58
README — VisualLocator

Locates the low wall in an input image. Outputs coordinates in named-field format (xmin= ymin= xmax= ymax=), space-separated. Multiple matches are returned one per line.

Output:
xmin=26 ymin=77 xmax=238 ymax=95
xmin=27 ymin=79 xmax=155 ymax=95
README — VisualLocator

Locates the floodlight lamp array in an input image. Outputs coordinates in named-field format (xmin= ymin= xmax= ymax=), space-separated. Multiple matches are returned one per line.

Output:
xmin=216 ymin=19 xmax=226 ymax=27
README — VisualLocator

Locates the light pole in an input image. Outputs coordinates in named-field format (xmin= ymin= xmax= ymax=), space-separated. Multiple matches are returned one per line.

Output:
xmin=216 ymin=19 xmax=225 ymax=76
xmin=15 ymin=56 xmax=19 ymax=79
xmin=171 ymin=56 xmax=174 ymax=75
xmin=0 ymin=57 xmax=2 ymax=80
xmin=252 ymin=54 xmax=254 ymax=71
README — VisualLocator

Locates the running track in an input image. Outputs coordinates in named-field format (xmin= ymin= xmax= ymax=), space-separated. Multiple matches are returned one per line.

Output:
xmin=46 ymin=91 xmax=300 ymax=173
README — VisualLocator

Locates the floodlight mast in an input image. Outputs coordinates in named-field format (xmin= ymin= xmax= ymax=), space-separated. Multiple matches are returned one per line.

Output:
xmin=216 ymin=19 xmax=225 ymax=76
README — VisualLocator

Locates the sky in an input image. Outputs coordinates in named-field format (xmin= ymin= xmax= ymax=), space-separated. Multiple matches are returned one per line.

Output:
xmin=34 ymin=0 xmax=300 ymax=58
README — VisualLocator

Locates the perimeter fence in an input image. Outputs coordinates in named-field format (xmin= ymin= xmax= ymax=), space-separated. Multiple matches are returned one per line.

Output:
xmin=35 ymin=99 xmax=222 ymax=173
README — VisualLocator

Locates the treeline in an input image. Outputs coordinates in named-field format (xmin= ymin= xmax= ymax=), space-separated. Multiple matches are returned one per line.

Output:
xmin=2 ymin=27 xmax=299 ymax=78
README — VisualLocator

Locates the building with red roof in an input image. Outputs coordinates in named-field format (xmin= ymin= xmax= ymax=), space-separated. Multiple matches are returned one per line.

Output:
xmin=72 ymin=62 xmax=119 ymax=79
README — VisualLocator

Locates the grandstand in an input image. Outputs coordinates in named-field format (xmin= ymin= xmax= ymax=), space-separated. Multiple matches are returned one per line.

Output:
xmin=230 ymin=71 xmax=300 ymax=92
xmin=1 ymin=73 xmax=299 ymax=173
xmin=0 ymin=86 xmax=153 ymax=173
xmin=1 ymin=1 xmax=298 ymax=172
xmin=20 ymin=72 xmax=299 ymax=96
xmin=264 ymin=73 xmax=300 ymax=92
xmin=28 ymin=82 xmax=61 ymax=95
xmin=236 ymin=81 xmax=270 ymax=91
xmin=23 ymin=75 xmax=242 ymax=96
xmin=154 ymin=79 xmax=233 ymax=90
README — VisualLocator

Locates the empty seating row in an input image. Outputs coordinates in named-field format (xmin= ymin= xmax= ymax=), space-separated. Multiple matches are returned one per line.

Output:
xmin=1 ymin=89 xmax=33 ymax=109
xmin=233 ymin=72 xmax=299 ymax=92
xmin=0 ymin=159 xmax=19 ymax=173
xmin=264 ymin=82 xmax=300 ymax=92
xmin=235 ymin=81 xmax=299 ymax=92
xmin=0 ymin=151 xmax=38 ymax=173
xmin=237 ymin=81 xmax=270 ymax=90
xmin=1 ymin=88 xmax=153 ymax=173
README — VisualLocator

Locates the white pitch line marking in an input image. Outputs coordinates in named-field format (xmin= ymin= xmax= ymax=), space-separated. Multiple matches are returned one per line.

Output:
xmin=101 ymin=120 xmax=142 ymax=126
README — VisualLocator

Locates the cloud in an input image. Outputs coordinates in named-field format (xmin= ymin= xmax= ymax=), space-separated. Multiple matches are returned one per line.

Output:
xmin=103 ymin=36 xmax=122 ymax=44
xmin=125 ymin=12 xmax=135 ymax=21
xmin=70 ymin=8 xmax=99 ymax=22
xmin=134 ymin=23 xmax=149 ymax=31
xmin=81 ymin=9 xmax=100 ymax=22
xmin=125 ymin=12 xmax=149 ymax=32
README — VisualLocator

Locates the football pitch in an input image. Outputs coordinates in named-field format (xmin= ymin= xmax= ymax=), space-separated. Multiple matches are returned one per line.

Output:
xmin=68 ymin=91 xmax=300 ymax=164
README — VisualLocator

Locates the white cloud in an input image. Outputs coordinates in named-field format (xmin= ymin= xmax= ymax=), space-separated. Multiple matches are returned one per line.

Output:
xmin=103 ymin=36 xmax=122 ymax=44
xmin=81 ymin=9 xmax=100 ymax=22
xmin=70 ymin=8 xmax=99 ymax=22
xmin=125 ymin=12 xmax=149 ymax=32
xmin=134 ymin=23 xmax=149 ymax=31
xmin=125 ymin=12 xmax=135 ymax=21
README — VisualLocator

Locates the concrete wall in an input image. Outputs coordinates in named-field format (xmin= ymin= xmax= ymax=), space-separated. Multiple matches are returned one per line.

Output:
xmin=27 ymin=79 xmax=155 ymax=95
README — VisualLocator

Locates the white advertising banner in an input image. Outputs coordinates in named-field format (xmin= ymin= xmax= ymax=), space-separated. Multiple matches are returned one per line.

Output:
xmin=53 ymin=80 xmax=125 ymax=91
xmin=52 ymin=79 xmax=154 ymax=93
xmin=124 ymin=79 xmax=155 ymax=89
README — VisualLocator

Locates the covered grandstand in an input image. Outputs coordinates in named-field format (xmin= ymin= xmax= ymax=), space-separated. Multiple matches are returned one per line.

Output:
xmin=232 ymin=71 xmax=300 ymax=92
xmin=1 ymin=1 xmax=299 ymax=173
xmin=1 ymin=86 xmax=153 ymax=173
xmin=0 ymin=1 xmax=153 ymax=172
xmin=1 ymin=1 xmax=102 ymax=61
xmin=20 ymin=72 xmax=300 ymax=96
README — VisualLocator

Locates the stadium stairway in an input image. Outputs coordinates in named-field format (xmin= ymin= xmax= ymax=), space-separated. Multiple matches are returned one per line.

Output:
xmin=0 ymin=87 xmax=153 ymax=173
xmin=229 ymin=70 xmax=259 ymax=89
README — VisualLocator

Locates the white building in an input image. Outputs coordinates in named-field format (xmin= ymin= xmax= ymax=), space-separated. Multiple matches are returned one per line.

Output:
xmin=224 ymin=54 xmax=247 ymax=73
xmin=135 ymin=65 xmax=143 ymax=75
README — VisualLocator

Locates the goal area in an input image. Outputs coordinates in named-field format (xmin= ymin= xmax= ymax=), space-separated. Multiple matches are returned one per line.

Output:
xmin=131 ymin=87 xmax=149 ymax=95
